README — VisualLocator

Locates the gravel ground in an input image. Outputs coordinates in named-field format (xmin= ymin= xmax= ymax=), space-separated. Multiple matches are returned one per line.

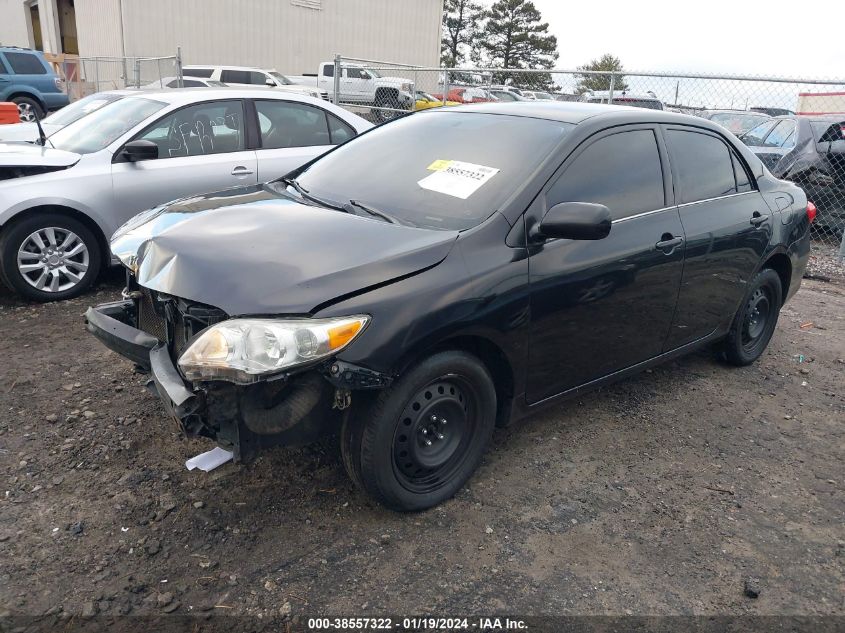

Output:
xmin=0 ymin=267 xmax=843 ymax=628
xmin=806 ymin=240 xmax=845 ymax=283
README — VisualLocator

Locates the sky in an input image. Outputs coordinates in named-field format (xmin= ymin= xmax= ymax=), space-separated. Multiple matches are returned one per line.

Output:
xmin=478 ymin=0 xmax=844 ymax=110
xmin=528 ymin=0 xmax=843 ymax=78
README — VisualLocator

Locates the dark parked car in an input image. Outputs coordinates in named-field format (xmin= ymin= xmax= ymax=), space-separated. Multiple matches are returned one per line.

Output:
xmin=741 ymin=115 xmax=845 ymax=233
xmin=701 ymin=109 xmax=771 ymax=137
xmin=86 ymin=103 xmax=812 ymax=511
xmin=751 ymin=107 xmax=794 ymax=117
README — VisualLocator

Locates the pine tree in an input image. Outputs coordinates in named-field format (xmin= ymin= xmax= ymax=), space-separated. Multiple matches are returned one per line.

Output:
xmin=575 ymin=54 xmax=629 ymax=94
xmin=479 ymin=0 xmax=558 ymax=89
xmin=441 ymin=0 xmax=487 ymax=67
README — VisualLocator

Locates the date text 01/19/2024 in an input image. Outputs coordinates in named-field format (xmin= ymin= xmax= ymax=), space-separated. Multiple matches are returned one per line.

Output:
xmin=306 ymin=617 xmax=528 ymax=630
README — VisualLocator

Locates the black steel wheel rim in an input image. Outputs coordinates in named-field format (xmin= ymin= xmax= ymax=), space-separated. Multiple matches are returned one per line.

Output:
xmin=392 ymin=376 xmax=479 ymax=494
xmin=741 ymin=287 xmax=772 ymax=351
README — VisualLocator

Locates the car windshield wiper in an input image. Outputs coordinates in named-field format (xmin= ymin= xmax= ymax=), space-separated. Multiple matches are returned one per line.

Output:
xmin=345 ymin=199 xmax=403 ymax=225
xmin=279 ymin=177 xmax=347 ymax=212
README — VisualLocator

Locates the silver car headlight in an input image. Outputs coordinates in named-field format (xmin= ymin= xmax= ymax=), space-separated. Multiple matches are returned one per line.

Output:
xmin=177 ymin=315 xmax=370 ymax=384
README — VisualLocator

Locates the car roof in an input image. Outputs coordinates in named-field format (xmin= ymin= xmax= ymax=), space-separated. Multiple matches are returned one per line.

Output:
xmin=442 ymin=101 xmax=709 ymax=125
xmin=707 ymin=109 xmax=769 ymax=116
xmin=184 ymin=64 xmax=271 ymax=72
xmin=117 ymin=87 xmax=321 ymax=104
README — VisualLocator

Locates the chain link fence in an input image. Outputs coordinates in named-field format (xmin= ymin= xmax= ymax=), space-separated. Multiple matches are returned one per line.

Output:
xmin=56 ymin=52 xmax=183 ymax=101
xmin=331 ymin=57 xmax=845 ymax=246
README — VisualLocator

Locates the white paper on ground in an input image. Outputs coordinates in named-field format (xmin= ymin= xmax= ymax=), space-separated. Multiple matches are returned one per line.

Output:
xmin=417 ymin=160 xmax=500 ymax=199
xmin=185 ymin=446 xmax=233 ymax=472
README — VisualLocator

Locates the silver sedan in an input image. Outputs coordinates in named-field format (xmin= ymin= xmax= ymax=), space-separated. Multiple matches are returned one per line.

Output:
xmin=0 ymin=88 xmax=371 ymax=301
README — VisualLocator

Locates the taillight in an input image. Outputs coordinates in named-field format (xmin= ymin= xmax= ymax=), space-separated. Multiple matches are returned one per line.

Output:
xmin=806 ymin=201 xmax=817 ymax=224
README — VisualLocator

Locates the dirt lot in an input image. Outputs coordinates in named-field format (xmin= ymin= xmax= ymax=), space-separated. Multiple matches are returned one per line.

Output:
xmin=1 ymin=263 xmax=843 ymax=627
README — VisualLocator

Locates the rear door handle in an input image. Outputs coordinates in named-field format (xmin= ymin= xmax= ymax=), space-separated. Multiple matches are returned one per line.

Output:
xmin=231 ymin=166 xmax=254 ymax=176
xmin=750 ymin=212 xmax=769 ymax=226
xmin=655 ymin=235 xmax=684 ymax=254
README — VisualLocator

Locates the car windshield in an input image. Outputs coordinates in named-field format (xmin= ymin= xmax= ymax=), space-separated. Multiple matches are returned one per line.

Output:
xmin=48 ymin=97 xmax=167 ymax=154
xmin=292 ymin=112 xmax=573 ymax=231
xmin=269 ymin=71 xmax=293 ymax=85
xmin=534 ymin=92 xmax=553 ymax=99
xmin=710 ymin=112 xmax=770 ymax=134
xmin=741 ymin=120 xmax=778 ymax=146
xmin=43 ymin=92 xmax=124 ymax=126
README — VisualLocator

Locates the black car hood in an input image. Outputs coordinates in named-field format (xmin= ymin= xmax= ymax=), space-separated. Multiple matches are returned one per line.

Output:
xmin=110 ymin=185 xmax=459 ymax=315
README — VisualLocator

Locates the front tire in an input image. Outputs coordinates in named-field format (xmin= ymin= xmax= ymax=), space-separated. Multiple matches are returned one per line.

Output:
xmin=720 ymin=268 xmax=782 ymax=366
xmin=341 ymin=351 xmax=496 ymax=511
xmin=0 ymin=213 xmax=101 ymax=302
xmin=373 ymin=93 xmax=402 ymax=123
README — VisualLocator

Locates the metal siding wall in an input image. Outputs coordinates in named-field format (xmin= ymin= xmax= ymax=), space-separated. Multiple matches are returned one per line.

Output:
xmin=73 ymin=0 xmax=123 ymax=57
xmin=0 ymin=0 xmax=34 ymax=48
xmin=111 ymin=0 xmax=442 ymax=73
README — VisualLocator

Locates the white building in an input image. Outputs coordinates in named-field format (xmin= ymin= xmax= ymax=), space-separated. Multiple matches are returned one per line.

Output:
xmin=0 ymin=0 xmax=444 ymax=73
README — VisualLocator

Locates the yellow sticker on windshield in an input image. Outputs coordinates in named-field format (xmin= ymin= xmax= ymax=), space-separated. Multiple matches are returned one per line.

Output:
xmin=427 ymin=159 xmax=453 ymax=171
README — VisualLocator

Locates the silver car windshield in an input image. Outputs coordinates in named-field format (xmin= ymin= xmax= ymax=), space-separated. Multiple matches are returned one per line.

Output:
xmin=48 ymin=97 xmax=167 ymax=155
xmin=43 ymin=92 xmax=125 ymax=126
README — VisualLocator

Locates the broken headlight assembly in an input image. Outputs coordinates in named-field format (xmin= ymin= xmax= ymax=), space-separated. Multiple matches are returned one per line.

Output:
xmin=177 ymin=316 xmax=370 ymax=384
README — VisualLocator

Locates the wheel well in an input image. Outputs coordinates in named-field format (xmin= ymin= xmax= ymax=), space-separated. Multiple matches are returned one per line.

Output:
xmin=2 ymin=205 xmax=109 ymax=271
xmin=763 ymin=253 xmax=791 ymax=305
xmin=7 ymin=92 xmax=45 ymax=110
xmin=419 ymin=335 xmax=515 ymax=426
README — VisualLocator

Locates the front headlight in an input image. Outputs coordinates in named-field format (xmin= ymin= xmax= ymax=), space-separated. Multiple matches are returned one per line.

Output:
xmin=177 ymin=315 xmax=370 ymax=384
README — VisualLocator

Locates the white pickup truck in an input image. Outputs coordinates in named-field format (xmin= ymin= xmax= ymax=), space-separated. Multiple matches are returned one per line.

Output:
xmin=288 ymin=62 xmax=415 ymax=122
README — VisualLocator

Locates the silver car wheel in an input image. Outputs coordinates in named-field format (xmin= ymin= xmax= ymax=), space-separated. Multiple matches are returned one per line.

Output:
xmin=17 ymin=227 xmax=90 ymax=293
xmin=17 ymin=102 xmax=36 ymax=123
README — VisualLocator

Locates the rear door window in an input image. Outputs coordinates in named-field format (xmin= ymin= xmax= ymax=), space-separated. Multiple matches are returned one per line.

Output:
xmin=3 ymin=51 xmax=46 ymax=74
xmin=548 ymin=129 xmax=665 ymax=220
xmin=256 ymin=100 xmax=331 ymax=148
xmin=666 ymin=129 xmax=739 ymax=203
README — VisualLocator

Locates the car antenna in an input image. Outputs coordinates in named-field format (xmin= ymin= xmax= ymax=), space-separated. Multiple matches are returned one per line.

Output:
xmin=33 ymin=108 xmax=49 ymax=147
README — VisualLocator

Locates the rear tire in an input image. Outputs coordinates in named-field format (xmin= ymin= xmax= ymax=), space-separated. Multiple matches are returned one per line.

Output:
xmin=12 ymin=96 xmax=44 ymax=123
xmin=720 ymin=268 xmax=782 ymax=366
xmin=341 ymin=351 xmax=496 ymax=511
xmin=0 ymin=213 xmax=101 ymax=302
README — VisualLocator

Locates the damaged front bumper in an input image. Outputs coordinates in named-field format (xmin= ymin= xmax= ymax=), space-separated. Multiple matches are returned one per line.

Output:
xmin=84 ymin=299 xmax=389 ymax=462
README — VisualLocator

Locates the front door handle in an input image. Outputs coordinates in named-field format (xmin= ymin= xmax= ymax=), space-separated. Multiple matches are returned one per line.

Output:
xmin=655 ymin=234 xmax=684 ymax=254
xmin=231 ymin=166 xmax=254 ymax=176
xmin=750 ymin=212 xmax=769 ymax=226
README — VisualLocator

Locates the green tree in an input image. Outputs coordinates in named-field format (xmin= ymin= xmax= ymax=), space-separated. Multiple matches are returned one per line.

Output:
xmin=574 ymin=53 xmax=629 ymax=94
xmin=441 ymin=0 xmax=487 ymax=67
xmin=479 ymin=0 xmax=559 ymax=89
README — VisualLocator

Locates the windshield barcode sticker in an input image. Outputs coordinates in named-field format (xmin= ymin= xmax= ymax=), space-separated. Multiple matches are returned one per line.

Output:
xmin=418 ymin=160 xmax=500 ymax=199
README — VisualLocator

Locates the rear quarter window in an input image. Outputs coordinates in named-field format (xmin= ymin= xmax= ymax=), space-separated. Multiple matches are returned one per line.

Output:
xmin=3 ymin=51 xmax=47 ymax=74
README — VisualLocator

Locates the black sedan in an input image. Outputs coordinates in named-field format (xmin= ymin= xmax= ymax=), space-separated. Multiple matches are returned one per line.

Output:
xmin=86 ymin=102 xmax=812 ymax=511
xmin=741 ymin=115 xmax=845 ymax=234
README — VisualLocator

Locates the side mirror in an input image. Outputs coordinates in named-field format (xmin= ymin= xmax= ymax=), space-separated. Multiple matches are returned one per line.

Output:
xmin=534 ymin=202 xmax=612 ymax=241
xmin=120 ymin=140 xmax=158 ymax=162
xmin=265 ymin=78 xmax=276 ymax=87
